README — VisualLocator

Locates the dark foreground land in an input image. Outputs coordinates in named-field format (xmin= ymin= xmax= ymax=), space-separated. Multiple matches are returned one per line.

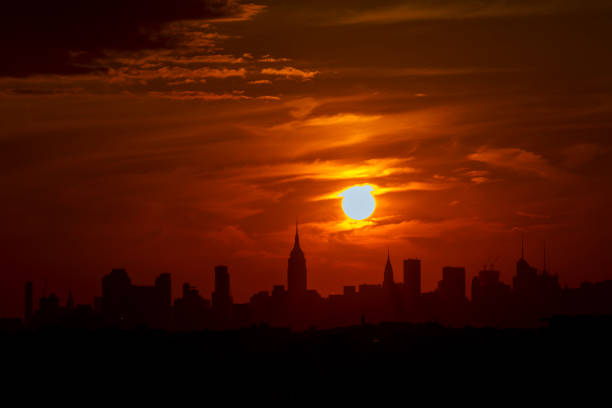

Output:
xmin=2 ymin=315 xmax=611 ymax=399
xmin=4 ymin=316 xmax=612 ymax=368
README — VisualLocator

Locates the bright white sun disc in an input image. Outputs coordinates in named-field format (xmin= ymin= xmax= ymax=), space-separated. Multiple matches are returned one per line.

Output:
xmin=339 ymin=185 xmax=376 ymax=220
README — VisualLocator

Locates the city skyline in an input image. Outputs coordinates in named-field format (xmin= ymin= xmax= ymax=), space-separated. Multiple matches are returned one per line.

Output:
xmin=2 ymin=1 xmax=612 ymax=322
xmin=8 ymin=225 xmax=564 ymax=318
xmin=15 ymin=224 xmax=596 ymax=331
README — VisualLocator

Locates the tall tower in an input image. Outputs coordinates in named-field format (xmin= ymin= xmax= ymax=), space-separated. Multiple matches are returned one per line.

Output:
xmin=101 ymin=268 xmax=132 ymax=320
xmin=288 ymin=221 xmax=307 ymax=296
xmin=213 ymin=266 xmax=231 ymax=308
xmin=403 ymin=259 xmax=421 ymax=298
xmin=441 ymin=267 xmax=466 ymax=303
xmin=212 ymin=265 xmax=232 ymax=322
xmin=383 ymin=250 xmax=394 ymax=289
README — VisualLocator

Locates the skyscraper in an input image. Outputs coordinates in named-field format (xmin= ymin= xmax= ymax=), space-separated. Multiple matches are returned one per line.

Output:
xmin=403 ymin=259 xmax=421 ymax=298
xmin=383 ymin=250 xmax=394 ymax=290
xmin=513 ymin=238 xmax=539 ymax=295
xmin=101 ymin=268 xmax=132 ymax=320
xmin=212 ymin=265 xmax=232 ymax=321
xmin=288 ymin=222 xmax=307 ymax=296
xmin=440 ymin=267 xmax=466 ymax=303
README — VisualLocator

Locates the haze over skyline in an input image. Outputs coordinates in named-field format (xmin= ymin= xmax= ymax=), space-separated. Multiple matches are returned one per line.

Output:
xmin=2 ymin=0 xmax=612 ymax=317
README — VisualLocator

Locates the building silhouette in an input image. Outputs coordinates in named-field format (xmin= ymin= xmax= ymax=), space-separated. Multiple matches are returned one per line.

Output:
xmin=38 ymin=292 xmax=60 ymax=324
xmin=100 ymin=269 xmax=172 ymax=328
xmin=439 ymin=267 xmax=466 ymax=303
xmin=287 ymin=222 xmax=307 ymax=297
xmin=471 ymin=267 xmax=512 ymax=326
xmin=174 ymin=283 xmax=211 ymax=331
xmin=101 ymin=268 xmax=131 ymax=321
xmin=512 ymin=241 xmax=560 ymax=322
xmin=212 ymin=265 xmax=232 ymax=327
xmin=403 ymin=259 xmax=421 ymax=299
xmin=514 ymin=239 xmax=540 ymax=297
xmin=11 ymin=226 xmax=612 ymax=332
xmin=383 ymin=250 xmax=394 ymax=290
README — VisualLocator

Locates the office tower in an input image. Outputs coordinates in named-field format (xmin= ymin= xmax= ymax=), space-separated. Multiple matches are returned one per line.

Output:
xmin=288 ymin=222 xmax=307 ymax=296
xmin=513 ymin=238 xmax=540 ymax=299
xmin=213 ymin=265 xmax=232 ymax=317
xmin=403 ymin=259 xmax=421 ymax=298
xmin=441 ymin=267 xmax=466 ymax=302
xmin=101 ymin=268 xmax=132 ymax=319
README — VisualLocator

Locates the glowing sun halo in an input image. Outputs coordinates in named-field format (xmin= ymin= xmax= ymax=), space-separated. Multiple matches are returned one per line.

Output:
xmin=339 ymin=185 xmax=376 ymax=220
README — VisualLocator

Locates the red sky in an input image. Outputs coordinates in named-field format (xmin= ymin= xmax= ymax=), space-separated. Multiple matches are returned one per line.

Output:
xmin=2 ymin=0 xmax=612 ymax=316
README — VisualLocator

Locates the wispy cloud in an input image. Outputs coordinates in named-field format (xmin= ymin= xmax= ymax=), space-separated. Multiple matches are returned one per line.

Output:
xmin=468 ymin=147 xmax=556 ymax=178
xmin=331 ymin=0 xmax=612 ymax=25
xmin=227 ymin=158 xmax=417 ymax=184
xmin=148 ymin=90 xmax=279 ymax=101
xmin=315 ymin=181 xmax=449 ymax=201
xmin=261 ymin=66 xmax=319 ymax=80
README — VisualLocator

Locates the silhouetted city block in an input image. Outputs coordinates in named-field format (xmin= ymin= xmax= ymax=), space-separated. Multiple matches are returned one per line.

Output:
xmin=10 ymin=226 xmax=612 ymax=333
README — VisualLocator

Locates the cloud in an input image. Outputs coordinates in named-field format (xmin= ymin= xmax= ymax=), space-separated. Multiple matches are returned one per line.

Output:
xmin=315 ymin=181 xmax=449 ymax=201
xmin=108 ymin=66 xmax=247 ymax=83
xmin=148 ymin=90 xmax=279 ymax=101
xmin=108 ymin=51 xmax=246 ymax=67
xmin=562 ymin=143 xmax=604 ymax=168
xmin=258 ymin=55 xmax=291 ymax=63
xmin=468 ymin=147 xmax=556 ymax=178
xmin=337 ymin=67 xmax=515 ymax=77
xmin=517 ymin=211 xmax=550 ymax=220
xmin=226 ymin=158 xmax=416 ymax=184
xmin=330 ymin=0 xmax=612 ymax=25
xmin=148 ymin=90 xmax=251 ymax=101
xmin=206 ymin=3 xmax=267 ymax=22
xmin=261 ymin=66 xmax=319 ymax=80
xmin=285 ymin=97 xmax=320 ymax=118
xmin=297 ymin=114 xmax=382 ymax=127
xmin=248 ymin=79 xmax=272 ymax=85
xmin=0 ymin=0 xmax=264 ymax=76
xmin=471 ymin=176 xmax=489 ymax=184
xmin=306 ymin=216 xmax=506 ymax=245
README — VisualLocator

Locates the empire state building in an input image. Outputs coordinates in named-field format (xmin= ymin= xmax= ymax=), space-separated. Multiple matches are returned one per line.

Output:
xmin=287 ymin=222 xmax=307 ymax=296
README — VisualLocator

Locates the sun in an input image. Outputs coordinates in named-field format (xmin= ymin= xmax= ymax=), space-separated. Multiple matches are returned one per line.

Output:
xmin=339 ymin=185 xmax=376 ymax=220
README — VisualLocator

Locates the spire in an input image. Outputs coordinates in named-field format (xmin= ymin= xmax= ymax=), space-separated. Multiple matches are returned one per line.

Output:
xmin=384 ymin=249 xmax=394 ymax=288
xmin=294 ymin=218 xmax=300 ymax=249
xmin=521 ymin=234 xmax=525 ymax=259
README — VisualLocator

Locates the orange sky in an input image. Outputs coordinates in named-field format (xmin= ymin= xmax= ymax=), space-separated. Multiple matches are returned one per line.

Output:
xmin=1 ymin=0 xmax=612 ymax=316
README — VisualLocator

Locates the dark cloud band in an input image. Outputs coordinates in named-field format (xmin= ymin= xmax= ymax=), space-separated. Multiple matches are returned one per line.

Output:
xmin=0 ymin=0 xmax=246 ymax=76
